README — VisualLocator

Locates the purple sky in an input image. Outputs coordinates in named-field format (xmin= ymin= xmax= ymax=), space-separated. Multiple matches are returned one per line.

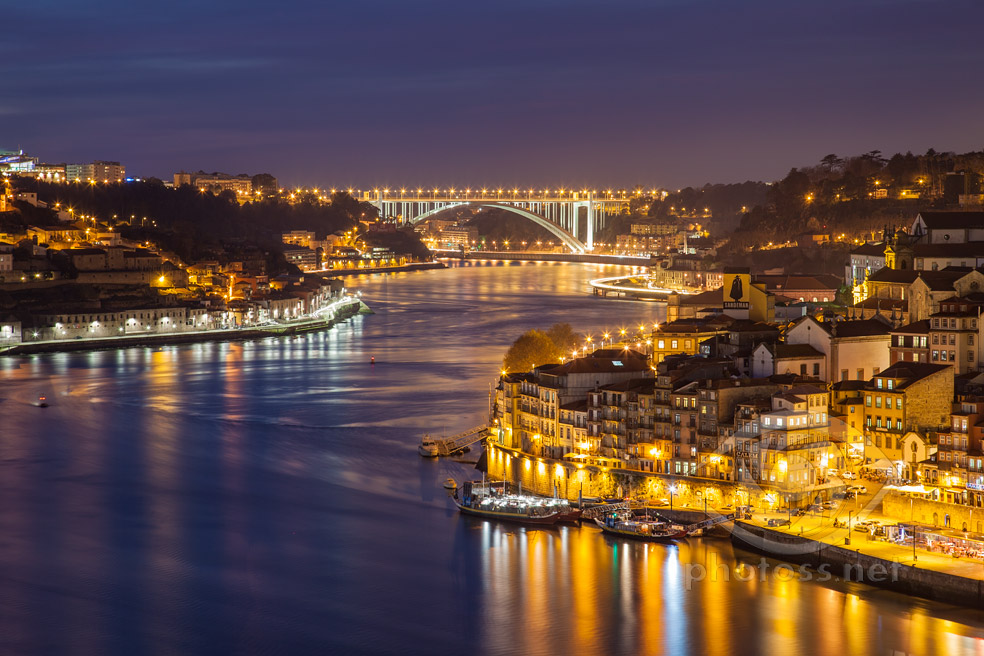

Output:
xmin=5 ymin=0 xmax=983 ymax=189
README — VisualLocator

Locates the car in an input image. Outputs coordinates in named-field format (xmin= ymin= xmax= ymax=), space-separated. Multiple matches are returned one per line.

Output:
xmin=827 ymin=469 xmax=838 ymax=477
xmin=767 ymin=518 xmax=791 ymax=527
xmin=822 ymin=501 xmax=839 ymax=510
xmin=842 ymin=471 xmax=857 ymax=480
xmin=848 ymin=485 xmax=868 ymax=494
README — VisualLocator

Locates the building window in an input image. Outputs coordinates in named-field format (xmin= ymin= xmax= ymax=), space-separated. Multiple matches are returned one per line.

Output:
xmin=933 ymin=334 xmax=939 ymax=345
xmin=671 ymin=340 xmax=678 ymax=349
xmin=876 ymin=379 xmax=883 ymax=389
xmin=865 ymin=395 xmax=872 ymax=407
xmin=813 ymin=363 xmax=820 ymax=376
xmin=658 ymin=340 xmax=665 ymax=349
xmin=875 ymin=397 xmax=882 ymax=408
xmin=896 ymin=419 xmax=902 ymax=430
xmin=896 ymin=398 xmax=902 ymax=410
xmin=857 ymin=368 xmax=864 ymax=380
xmin=841 ymin=369 xmax=849 ymax=381
xmin=887 ymin=380 xmax=893 ymax=390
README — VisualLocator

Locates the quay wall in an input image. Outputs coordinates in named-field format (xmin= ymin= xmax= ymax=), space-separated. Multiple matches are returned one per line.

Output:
xmin=486 ymin=443 xmax=803 ymax=511
xmin=455 ymin=252 xmax=650 ymax=266
xmin=2 ymin=299 xmax=366 ymax=356
xmin=324 ymin=261 xmax=446 ymax=277
xmin=732 ymin=521 xmax=984 ymax=606
xmin=882 ymin=492 xmax=984 ymax=533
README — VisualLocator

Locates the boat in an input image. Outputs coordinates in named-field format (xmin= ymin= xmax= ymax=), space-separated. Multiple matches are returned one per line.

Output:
xmin=450 ymin=480 xmax=582 ymax=525
xmin=593 ymin=512 xmax=688 ymax=541
xmin=443 ymin=478 xmax=458 ymax=491
xmin=418 ymin=436 xmax=439 ymax=457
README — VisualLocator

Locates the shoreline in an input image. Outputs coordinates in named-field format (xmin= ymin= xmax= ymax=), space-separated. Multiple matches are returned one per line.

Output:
xmin=322 ymin=261 xmax=446 ymax=277
xmin=2 ymin=298 xmax=369 ymax=356
xmin=485 ymin=442 xmax=984 ymax=608
xmin=730 ymin=520 xmax=984 ymax=607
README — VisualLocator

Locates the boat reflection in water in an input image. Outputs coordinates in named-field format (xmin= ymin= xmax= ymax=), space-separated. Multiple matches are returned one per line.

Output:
xmin=451 ymin=480 xmax=582 ymax=525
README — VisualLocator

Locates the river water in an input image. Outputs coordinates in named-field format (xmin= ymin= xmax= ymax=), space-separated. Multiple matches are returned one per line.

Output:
xmin=2 ymin=260 xmax=984 ymax=655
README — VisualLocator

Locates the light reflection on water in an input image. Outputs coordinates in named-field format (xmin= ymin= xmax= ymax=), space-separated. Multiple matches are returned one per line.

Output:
xmin=0 ymin=261 xmax=982 ymax=655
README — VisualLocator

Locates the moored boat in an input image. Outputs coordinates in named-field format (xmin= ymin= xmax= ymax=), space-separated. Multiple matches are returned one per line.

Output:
xmin=451 ymin=480 xmax=582 ymax=525
xmin=593 ymin=513 xmax=688 ymax=541
xmin=418 ymin=436 xmax=439 ymax=457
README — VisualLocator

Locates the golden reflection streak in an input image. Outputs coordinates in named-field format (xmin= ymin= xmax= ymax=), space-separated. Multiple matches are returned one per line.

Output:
xmin=699 ymin=543 xmax=730 ymax=656
xmin=571 ymin=526 xmax=602 ymax=653
xmin=144 ymin=349 xmax=183 ymax=640
xmin=641 ymin=543 xmax=665 ymax=654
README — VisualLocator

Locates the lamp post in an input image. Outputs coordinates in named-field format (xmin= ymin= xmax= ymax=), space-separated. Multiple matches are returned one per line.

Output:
xmin=670 ymin=485 xmax=675 ymax=511
xmin=911 ymin=496 xmax=917 ymax=562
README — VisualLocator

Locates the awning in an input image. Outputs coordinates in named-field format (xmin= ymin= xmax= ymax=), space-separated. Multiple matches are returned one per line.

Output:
xmin=869 ymin=458 xmax=895 ymax=471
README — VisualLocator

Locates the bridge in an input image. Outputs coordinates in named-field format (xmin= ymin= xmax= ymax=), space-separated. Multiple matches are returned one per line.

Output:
xmin=366 ymin=189 xmax=630 ymax=253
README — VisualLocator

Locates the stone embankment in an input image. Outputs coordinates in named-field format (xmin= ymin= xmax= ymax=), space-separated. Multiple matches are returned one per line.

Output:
xmin=3 ymin=298 xmax=369 ymax=356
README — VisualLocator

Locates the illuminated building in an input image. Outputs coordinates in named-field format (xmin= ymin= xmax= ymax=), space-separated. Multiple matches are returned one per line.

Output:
xmin=66 ymin=161 xmax=125 ymax=182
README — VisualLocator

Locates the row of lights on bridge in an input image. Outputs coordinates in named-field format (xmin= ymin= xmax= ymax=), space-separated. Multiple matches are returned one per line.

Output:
xmin=374 ymin=188 xmax=657 ymax=198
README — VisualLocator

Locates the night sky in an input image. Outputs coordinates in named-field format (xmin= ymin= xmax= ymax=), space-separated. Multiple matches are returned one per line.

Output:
xmin=5 ymin=0 xmax=983 ymax=188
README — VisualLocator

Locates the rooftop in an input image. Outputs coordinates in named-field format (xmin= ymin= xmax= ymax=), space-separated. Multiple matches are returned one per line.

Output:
xmin=873 ymin=362 xmax=953 ymax=388
xmin=916 ymin=211 xmax=984 ymax=231
xmin=891 ymin=319 xmax=930 ymax=335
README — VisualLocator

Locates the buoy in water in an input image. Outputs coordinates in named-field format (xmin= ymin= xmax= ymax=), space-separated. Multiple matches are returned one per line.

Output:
xmin=370 ymin=356 xmax=375 ymax=364
xmin=443 ymin=478 xmax=458 ymax=491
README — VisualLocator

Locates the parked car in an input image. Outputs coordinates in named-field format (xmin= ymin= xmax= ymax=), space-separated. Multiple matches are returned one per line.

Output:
xmin=767 ymin=518 xmax=791 ymax=527
xmin=842 ymin=471 xmax=857 ymax=480
xmin=848 ymin=485 xmax=868 ymax=494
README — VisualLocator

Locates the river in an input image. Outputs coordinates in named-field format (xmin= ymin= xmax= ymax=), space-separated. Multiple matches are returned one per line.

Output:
xmin=1 ymin=260 xmax=983 ymax=655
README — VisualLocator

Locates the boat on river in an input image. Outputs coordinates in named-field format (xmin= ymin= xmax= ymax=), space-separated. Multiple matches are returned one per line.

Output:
xmin=450 ymin=480 xmax=582 ymax=525
xmin=593 ymin=512 xmax=688 ymax=541
xmin=418 ymin=436 xmax=439 ymax=457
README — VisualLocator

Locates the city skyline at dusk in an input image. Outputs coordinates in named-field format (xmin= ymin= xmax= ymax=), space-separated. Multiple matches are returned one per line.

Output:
xmin=5 ymin=0 xmax=984 ymax=187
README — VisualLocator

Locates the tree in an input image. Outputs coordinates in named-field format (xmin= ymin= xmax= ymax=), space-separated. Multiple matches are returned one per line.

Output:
xmin=503 ymin=329 xmax=562 ymax=373
xmin=820 ymin=154 xmax=843 ymax=173
xmin=545 ymin=323 xmax=583 ymax=354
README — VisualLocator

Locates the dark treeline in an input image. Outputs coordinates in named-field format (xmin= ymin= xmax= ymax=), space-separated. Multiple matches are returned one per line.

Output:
xmin=727 ymin=148 xmax=984 ymax=253
xmin=10 ymin=179 xmax=382 ymax=263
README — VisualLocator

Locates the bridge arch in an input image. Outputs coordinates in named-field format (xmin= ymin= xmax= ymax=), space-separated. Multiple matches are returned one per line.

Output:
xmin=408 ymin=202 xmax=586 ymax=253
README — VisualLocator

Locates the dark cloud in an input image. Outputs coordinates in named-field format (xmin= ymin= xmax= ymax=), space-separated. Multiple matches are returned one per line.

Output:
xmin=4 ymin=0 xmax=983 ymax=187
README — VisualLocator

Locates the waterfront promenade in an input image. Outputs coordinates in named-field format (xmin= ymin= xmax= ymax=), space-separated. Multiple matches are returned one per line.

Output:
xmin=1 ymin=296 xmax=367 ymax=355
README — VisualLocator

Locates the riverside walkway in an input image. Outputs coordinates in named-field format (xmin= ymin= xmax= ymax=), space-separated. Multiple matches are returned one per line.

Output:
xmin=1 ymin=296 xmax=365 ymax=356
